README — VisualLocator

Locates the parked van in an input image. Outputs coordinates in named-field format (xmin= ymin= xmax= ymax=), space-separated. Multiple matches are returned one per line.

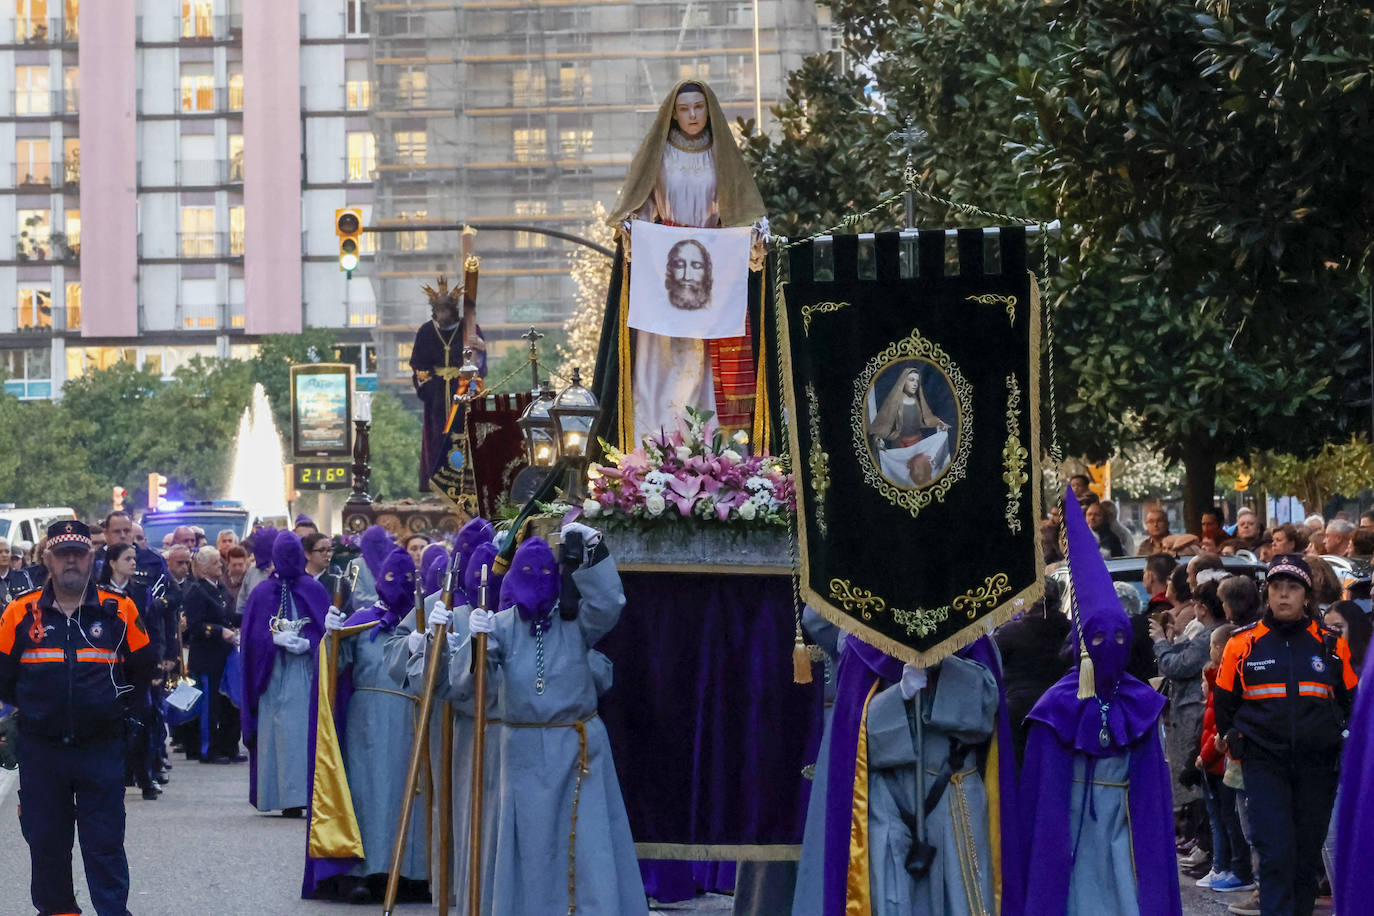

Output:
xmin=0 ymin=505 xmax=77 ymax=545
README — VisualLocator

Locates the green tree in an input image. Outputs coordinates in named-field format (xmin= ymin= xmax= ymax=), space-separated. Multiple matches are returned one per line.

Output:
xmin=743 ymin=0 xmax=1373 ymax=527
xmin=0 ymin=393 xmax=106 ymax=516
xmin=484 ymin=333 xmax=566 ymax=395
xmin=367 ymin=391 xmax=422 ymax=502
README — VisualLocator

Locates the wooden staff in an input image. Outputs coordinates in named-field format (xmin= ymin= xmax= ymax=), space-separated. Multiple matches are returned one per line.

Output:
xmin=437 ymin=700 xmax=455 ymax=915
xmin=326 ymin=567 xmax=353 ymax=706
xmin=467 ymin=564 xmax=491 ymax=916
xmin=382 ymin=556 xmax=457 ymax=916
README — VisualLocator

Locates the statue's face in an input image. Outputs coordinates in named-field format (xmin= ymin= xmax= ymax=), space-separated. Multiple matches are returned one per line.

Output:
xmin=432 ymin=300 xmax=458 ymax=326
xmin=674 ymin=91 xmax=709 ymax=137
xmin=902 ymin=370 xmax=920 ymax=395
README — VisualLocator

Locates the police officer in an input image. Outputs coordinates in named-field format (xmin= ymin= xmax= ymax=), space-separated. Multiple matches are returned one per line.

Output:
xmin=1214 ymin=554 xmax=1358 ymax=916
xmin=0 ymin=520 xmax=155 ymax=916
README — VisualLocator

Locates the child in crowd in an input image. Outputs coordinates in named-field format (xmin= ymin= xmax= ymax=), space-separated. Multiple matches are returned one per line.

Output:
xmin=1196 ymin=623 xmax=1255 ymax=894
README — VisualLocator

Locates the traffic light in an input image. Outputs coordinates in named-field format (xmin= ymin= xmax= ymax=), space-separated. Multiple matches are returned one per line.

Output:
xmin=147 ymin=473 xmax=167 ymax=510
xmin=112 ymin=486 xmax=127 ymax=512
xmin=336 ymin=208 xmax=363 ymax=275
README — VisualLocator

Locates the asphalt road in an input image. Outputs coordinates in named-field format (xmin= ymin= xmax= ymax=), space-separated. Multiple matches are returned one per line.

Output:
xmin=0 ymin=760 xmax=1333 ymax=915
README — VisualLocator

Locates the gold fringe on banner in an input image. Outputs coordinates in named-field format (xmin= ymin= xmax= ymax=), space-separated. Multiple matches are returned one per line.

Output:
xmin=307 ymin=621 xmax=377 ymax=860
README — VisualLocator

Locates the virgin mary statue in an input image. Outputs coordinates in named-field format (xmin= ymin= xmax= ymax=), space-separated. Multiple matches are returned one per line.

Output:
xmin=591 ymin=79 xmax=776 ymax=451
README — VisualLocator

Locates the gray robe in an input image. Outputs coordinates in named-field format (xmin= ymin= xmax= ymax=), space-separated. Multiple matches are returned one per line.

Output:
xmin=348 ymin=557 xmax=378 ymax=609
xmin=1066 ymin=752 xmax=1139 ymax=916
xmin=384 ymin=593 xmax=503 ymax=913
xmin=864 ymin=654 xmax=999 ymax=916
xmin=452 ymin=556 xmax=647 ymax=916
xmin=789 ymin=608 xmax=843 ymax=916
xmin=338 ymin=624 xmax=427 ymax=878
xmin=237 ymin=564 xmax=270 ymax=615
xmin=255 ymin=595 xmax=313 ymax=812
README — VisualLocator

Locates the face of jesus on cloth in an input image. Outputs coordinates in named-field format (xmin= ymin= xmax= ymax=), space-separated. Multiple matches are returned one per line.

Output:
xmin=665 ymin=239 xmax=713 ymax=310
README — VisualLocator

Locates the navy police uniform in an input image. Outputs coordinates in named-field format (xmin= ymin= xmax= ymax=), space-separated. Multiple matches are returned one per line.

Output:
xmin=0 ymin=521 xmax=154 ymax=916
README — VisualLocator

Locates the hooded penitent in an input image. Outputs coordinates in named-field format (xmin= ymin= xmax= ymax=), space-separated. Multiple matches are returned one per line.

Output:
xmin=358 ymin=525 xmax=393 ymax=580
xmin=419 ymin=543 xmax=448 ymax=595
xmin=251 ymin=526 xmax=280 ymax=571
xmin=461 ymin=541 xmax=503 ymax=611
xmin=454 ymin=517 xmax=494 ymax=577
xmin=498 ymin=536 xmax=560 ymax=633
xmin=1019 ymin=489 xmax=1179 ymax=916
xmin=344 ymin=547 xmax=416 ymax=636
xmin=241 ymin=532 xmax=333 ymax=756
xmin=607 ymin=79 xmax=765 ymax=230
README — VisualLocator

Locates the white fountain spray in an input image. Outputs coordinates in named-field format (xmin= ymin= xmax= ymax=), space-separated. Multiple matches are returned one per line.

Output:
xmin=228 ymin=382 xmax=289 ymax=522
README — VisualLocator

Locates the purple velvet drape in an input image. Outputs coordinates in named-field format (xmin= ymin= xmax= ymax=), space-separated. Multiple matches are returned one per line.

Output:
xmin=595 ymin=572 xmax=826 ymax=849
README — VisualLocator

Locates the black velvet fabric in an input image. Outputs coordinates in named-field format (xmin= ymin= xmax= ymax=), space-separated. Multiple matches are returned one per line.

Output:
xmin=784 ymin=228 xmax=1040 ymax=657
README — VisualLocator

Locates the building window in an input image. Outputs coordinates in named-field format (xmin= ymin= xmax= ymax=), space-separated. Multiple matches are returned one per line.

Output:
xmin=345 ymin=0 xmax=368 ymax=36
xmin=62 ymin=0 xmax=76 ymax=40
xmin=347 ymin=132 xmax=376 ymax=181
xmin=180 ymin=64 xmax=215 ymax=113
xmin=346 ymin=61 xmax=371 ymax=109
xmin=395 ymin=130 xmax=427 ymax=165
xmin=17 ymin=288 xmax=52 ymax=330
xmin=396 ymin=210 xmax=428 ymax=252
xmin=229 ymin=206 xmax=244 ymax=255
xmin=17 ymin=0 xmax=47 ymax=42
xmin=182 ymin=0 xmax=214 ymax=39
xmin=64 ymin=209 xmax=79 ymax=254
xmin=15 ymin=66 xmax=50 ymax=115
xmin=679 ymin=62 xmax=710 ymax=81
xmin=181 ymin=278 xmax=218 ymax=328
xmin=63 ymin=138 xmax=79 ymax=184
xmin=180 ymin=207 xmax=216 ymax=257
xmin=557 ymin=64 xmax=591 ymax=100
xmin=17 ymin=209 xmax=51 ymax=259
xmin=514 ymin=201 xmax=548 ymax=248
xmin=513 ymin=69 xmax=546 ymax=105
xmin=1 ymin=348 xmax=52 ymax=400
xmin=228 ymin=68 xmax=244 ymax=111
xmin=64 ymin=282 xmax=81 ymax=330
xmin=397 ymin=67 xmax=427 ymax=106
xmin=228 ymin=135 xmax=244 ymax=181
xmin=559 ymin=128 xmax=593 ymax=157
xmin=63 ymin=67 xmax=77 ymax=113
xmin=512 ymin=128 xmax=545 ymax=163
xmin=15 ymin=139 xmax=51 ymax=186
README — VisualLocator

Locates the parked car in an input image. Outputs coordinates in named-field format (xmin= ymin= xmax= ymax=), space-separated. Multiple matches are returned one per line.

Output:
xmin=0 ymin=505 xmax=77 ymax=545
xmin=1049 ymin=554 xmax=1267 ymax=608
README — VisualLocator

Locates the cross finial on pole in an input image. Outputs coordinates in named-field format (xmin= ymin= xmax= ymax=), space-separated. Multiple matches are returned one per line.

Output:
xmin=521 ymin=326 xmax=546 ymax=393
xmin=886 ymin=120 xmax=927 ymax=229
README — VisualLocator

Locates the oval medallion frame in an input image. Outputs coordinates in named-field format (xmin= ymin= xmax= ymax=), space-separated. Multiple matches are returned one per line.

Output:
xmin=850 ymin=328 xmax=974 ymax=519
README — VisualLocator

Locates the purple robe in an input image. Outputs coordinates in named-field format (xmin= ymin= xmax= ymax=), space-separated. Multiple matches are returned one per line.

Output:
xmin=240 ymin=532 xmax=330 ymax=807
xmin=410 ymin=318 xmax=487 ymax=490
xmin=1335 ymin=673 xmax=1372 ymax=908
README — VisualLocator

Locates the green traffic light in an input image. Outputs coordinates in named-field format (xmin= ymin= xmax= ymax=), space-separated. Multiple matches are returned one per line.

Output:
xmin=340 ymin=238 xmax=359 ymax=272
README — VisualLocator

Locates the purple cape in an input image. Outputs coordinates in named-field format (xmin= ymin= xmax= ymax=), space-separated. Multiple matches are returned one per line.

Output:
xmin=821 ymin=636 xmax=902 ymax=916
xmin=1336 ymin=672 xmax=1372 ymax=907
xmin=240 ymin=533 xmax=331 ymax=807
xmin=1020 ymin=670 xmax=1178 ymax=916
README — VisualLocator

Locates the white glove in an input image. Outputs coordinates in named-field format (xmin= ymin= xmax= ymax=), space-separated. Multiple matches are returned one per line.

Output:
xmin=324 ymin=608 xmax=347 ymax=632
xmin=469 ymin=608 xmax=496 ymax=635
xmin=900 ymin=664 xmax=928 ymax=701
xmin=406 ymin=629 xmax=426 ymax=656
xmin=446 ymin=631 xmax=463 ymax=653
xmin=271 ymin=630 xmax=295 ymax=649
xmin=560 ymin=522 xmax=603 ymax=559
xmin=285 ymin=636 xmax=311 ymax=655
xmin=428 ymin=604 xmax=453 ymax=631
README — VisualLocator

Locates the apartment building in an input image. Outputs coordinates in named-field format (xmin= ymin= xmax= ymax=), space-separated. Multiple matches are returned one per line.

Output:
xmin=0 ymin=0 xmax=378 ymax=400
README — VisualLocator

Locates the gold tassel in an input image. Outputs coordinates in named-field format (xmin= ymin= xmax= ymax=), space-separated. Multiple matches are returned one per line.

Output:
xmin=1077 ymin=645 xmax=1095 ymax=700
xmin=792 ymin=627 xmax=813 ymax=684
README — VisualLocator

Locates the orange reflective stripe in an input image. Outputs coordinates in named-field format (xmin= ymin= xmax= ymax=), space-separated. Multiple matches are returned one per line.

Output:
xmin=1298 ymin=682 xmax=1333 ymax=698
xmin=75 ymin=648 xmax=117 ymax=663
xmin=1242 ymin=684 xmax=1288 ymax=700
xmin=21 ymin=648 xmax=65 ymax=664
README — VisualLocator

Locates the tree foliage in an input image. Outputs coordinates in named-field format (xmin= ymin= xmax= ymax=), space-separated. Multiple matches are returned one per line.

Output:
xmin=741 ymin=0 xmax=1373 ymax=523
xmin=1221 ymin=438 xmax=1374 ymax=513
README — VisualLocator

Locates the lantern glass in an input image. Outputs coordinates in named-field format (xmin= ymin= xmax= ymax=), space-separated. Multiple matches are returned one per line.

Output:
xmin=517 ymin=387 xmax=558 ymax=468
xmin=549 ymin=369 xmax=601 ymax=462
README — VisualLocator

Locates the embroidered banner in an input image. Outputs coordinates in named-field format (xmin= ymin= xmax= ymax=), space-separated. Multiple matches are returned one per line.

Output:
xmin=780 ymin=228 xmax=1043 ymax=664
xmin=628 ymin=222 xmax=752 ymax=339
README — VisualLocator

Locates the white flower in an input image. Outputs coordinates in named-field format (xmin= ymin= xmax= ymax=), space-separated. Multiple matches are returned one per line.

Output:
xmin=738 ymin=501 xmax=757 ymax=521
xmin=745 ymin=475 xmax=775 ymax=492
xmin=675 ymin=445 xmax=692 ymax=462
xmin=582 ymin=498 xmax=601 ymax=519
xmin=721 ymin=449 xmax=742 ymax=464
xmin=644 ymin=470 xmax=673 ymax=487
xmin=645 ymin=494 xmax=666 ymax=517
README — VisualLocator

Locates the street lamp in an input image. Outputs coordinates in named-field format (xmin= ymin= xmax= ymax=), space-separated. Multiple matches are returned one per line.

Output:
xmin=549 ymin=367 xmax=601 ymax=500
xmin=345 ymin=390 xmax=374 ymax=513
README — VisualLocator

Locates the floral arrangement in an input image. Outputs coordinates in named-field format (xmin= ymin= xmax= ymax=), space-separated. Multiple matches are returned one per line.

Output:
xmin=582 ymin=409 xmax=795 ymax=527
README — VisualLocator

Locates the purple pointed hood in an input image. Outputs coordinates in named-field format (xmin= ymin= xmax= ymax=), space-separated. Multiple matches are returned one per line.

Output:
xmin=375 ymin=548 xmax=417 ymax=617
xmin=1064 ymin=487 xmax=1132 ymax=694
xmin=498 ymin=536 xmax=559 ymax=622
xmin=359 ymin=525 xmax=393 ymax=579
xmin=420 ymin=544 xmax=449 ymax=594
xmin=251 ymin=526 xmax=279 ymax=570
xmin=454 ymin=517 xmax=495 ymax=584
xmin=272 ymin=532 xmax=308 ymax=582
xmin=462 ymin=542 xmax=503 ymax=610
